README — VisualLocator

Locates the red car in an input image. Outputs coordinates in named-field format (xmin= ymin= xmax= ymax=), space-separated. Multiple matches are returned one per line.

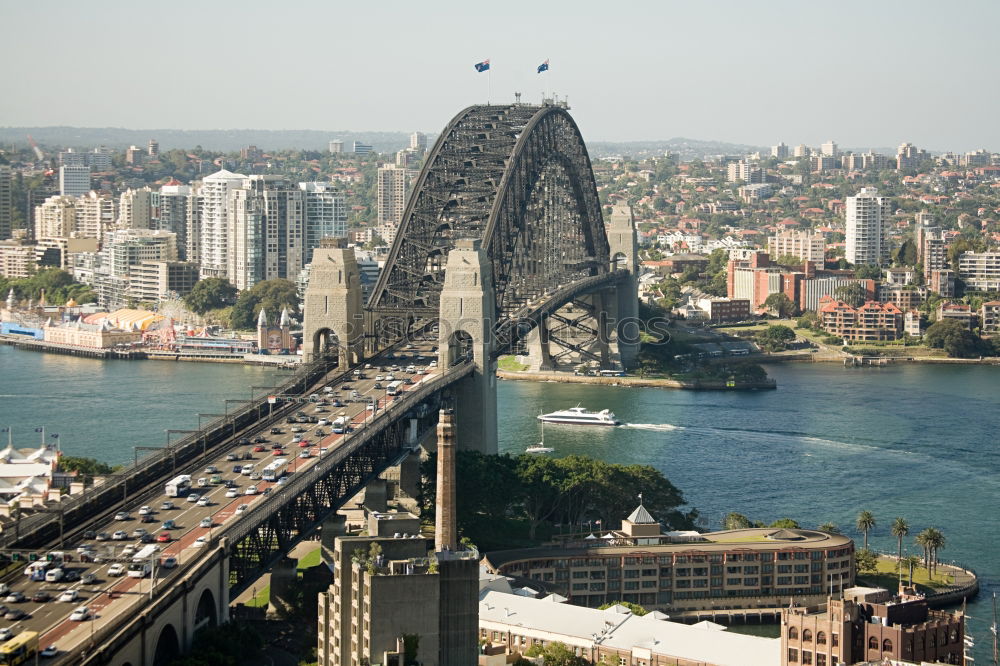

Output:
xmin=253 ymin=445 xmax=266 ymax=452
xmin=156 ymin=532 xmax=172 ymax=543
xmin=297 ymin=440 xmax=310 ymax=448
xmin=273 ymin=449 xmax=284 ymax=457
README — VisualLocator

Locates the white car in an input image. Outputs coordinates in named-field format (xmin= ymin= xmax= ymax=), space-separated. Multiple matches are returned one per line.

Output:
xmin=111 ymin=530 xmax=128 ymax=541
xmin=114 ymin=511 xmax=130 ymax=521
xmin=187 ymin=493 xmax=200 ymax=503
xmin=40 ymin=645 xmax=58 ymax=658
xmin=137 ymin=505 xmax=152 ymax=516
xmin=121 ymin=546 xmax=136 ymax=558
xmin=107 ymin=564 xmax=126 ymax=577
xmin=225 ymin=488 xmax=239 ymax=498
xmin=375 ymin=375 xmax=384 ymax=382
xmin=196 ymin=497 xmax=211 ymax=507
xmin=0 ymin=628 xmax=12 ymax=641
xmin=236 ymin=504 xmax=249 ymax=514
xmin=277 ymin=477 xmax=289 ymax=486
xmin=58 ymin=589 xmax=79 ymax=602
xmin=199 ymin=518 xmax=212 ymax=528
xmin=317 ymin=419 xmax=330 ymax=426
xmin=192 ymin=536 xmax=209 ymax=548
xmin=244 ymin=486 xmax=258 ymax=496
xmin=69 ymin=606 xmax=90 ymax=621
xmin=161 ymin=501 xmax=174 ymax=511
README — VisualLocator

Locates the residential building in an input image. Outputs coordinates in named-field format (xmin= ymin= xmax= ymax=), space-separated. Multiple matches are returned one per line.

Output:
xmin=696 ymin=296 xmax=751 ymax=323
xmin=0 ymin=165 xmax=12 ymax=240
xmin=125 ymin=145 xmax=145 ymax=165
xmin=185 ymin=187 xmax=203 ymax=265
xmin=845 ymin=188 xmax=891 ymax=266
xmin=897 ymin=142 xmax=928 ymax=170
xmin=128 ymin=261 xmax=199 ymax=303
xmin=957 ymin=251 xmax=1000 ymax=292
xmin=197 ymin=169 xmax=246 ymax=279
xmin=147 ymin=138 xmax=159 ymax=157
xmin=74 ymin=191 xmax=116 ymax=239
xmin=904 ymin=310 xmax=924 ymax=337
xmin=812 ymin=155 xmax=838 ymax=173
xmin=768 ymin=231 xmax=825 ymax=263
xmin=740 ymin=183 xmax=773 ymax=202
xmin=793 ymin=144 xmax=811 ymax=158
xmin=981 ymin=301 xmax=1000 ymax=335
xmin=876 ymin=285 xmax=925 ymax=311
xmin=117 ymin=187 xmax=154 ymax=230
xmin=484 ymin=505 xmax=855 ymax=614
xmin=352 ymin=141 xmax=373 ymax=154
xmin=820 ymin=140 xmax=839 ymax=157
xmin=819 ymin=299 xmax=903 ymax=341
xmin=410 ymin=131 xmax=427 ymax=152
xmin=328 ymin=140 xmax=344 ymax=154
xmin=781 ymin=586 xmax=964 ymax=666
xmin=228 ymin=176 xmax=306 ymax=291
xmin=0 ymin=241 xmax=36 ymax=278
xmin=34 ymin=195 xmax=78 ymax=241
xmin=158 ymin=179 xmax=190 ymax=259
xmin=59 ymin=165 xmax=91 ymax=197
xmin=927 ymin=269 xmax=956 ymax=298
xmin=771 ymin=142 xmax=789 ymax=159
xmin=300 ymin=182 xmax=347 ymax=261
xmin=937 ymin=302 xmax=977 ymax=329
xmin=377 ymin=164 xmax=410 ymax=226
xmin=727 ymin=160 xmax=764 ymax=184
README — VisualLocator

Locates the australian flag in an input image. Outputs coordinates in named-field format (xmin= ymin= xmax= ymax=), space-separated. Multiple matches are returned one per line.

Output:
xmin=537 ymin=59 xmax=549 ymax=74
xmin=474 ymin=59 xmax=490 ymax=73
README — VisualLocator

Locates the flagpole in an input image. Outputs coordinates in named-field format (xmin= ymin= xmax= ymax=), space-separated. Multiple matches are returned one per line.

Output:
xmin=488 ymin=66 xmax=492 ymax=105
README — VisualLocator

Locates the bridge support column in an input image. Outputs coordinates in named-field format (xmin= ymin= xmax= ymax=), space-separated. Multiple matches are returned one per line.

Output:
xmin=303 ymin=238 xmax=364 ymax=367
xmin=267 ymin=556 xmax=298 ymax=618
xmin=608 ymin=202 xmax=640 ymax=369
xmin=321 ymin=514 xmax=347 ymax=569
xmin=437 ymin=239 xmax=498 ymax=455
xmin=525 ymin=319 xmax=553 ymax=371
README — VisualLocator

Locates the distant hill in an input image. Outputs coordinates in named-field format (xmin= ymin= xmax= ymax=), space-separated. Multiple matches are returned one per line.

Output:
xmin=0 ymin=127 xmax=765 ymax=160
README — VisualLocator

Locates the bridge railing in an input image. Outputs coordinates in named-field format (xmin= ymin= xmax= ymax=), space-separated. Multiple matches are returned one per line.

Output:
xmin=1 ymin=355 xmax=341 ymax=550
xmin=219 ymin=361 xmax=474 ymax=546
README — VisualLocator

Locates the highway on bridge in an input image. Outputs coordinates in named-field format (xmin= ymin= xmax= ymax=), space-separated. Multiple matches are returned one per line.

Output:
xmin=0 ymin=342 xmax=440 ymax=662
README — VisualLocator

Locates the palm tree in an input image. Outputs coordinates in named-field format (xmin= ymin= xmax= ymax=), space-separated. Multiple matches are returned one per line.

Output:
xmin=900 ymin=554 xmax=922 ymax=586
xmin=915 ymin=529 xmax=933 ymax=573
xmin=925 ymin=528 xmax=946 ymax=576
xmin=890 ymin=517 xmax=909 ymax=564
xmin=856 ymin=510 xmax=876 ymax=550
xmin=818 ymin=522 xmax=841 ymax=534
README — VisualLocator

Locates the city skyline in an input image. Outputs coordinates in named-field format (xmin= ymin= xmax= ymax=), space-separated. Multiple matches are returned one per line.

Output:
xmin=2 ymin=1 xmax=999 ymax=152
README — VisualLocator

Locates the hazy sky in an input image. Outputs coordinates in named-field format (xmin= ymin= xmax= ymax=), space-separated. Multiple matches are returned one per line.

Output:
xmin=2 ymin=0 xmax=998 ymax=151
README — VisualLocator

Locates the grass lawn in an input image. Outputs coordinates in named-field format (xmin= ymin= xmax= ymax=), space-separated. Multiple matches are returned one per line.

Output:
xmin=297 ymin=546 xmax=322 ymax=570
xmin=246 ymin=585 xmax=270 ymax=608
xmin=857 ymin=557 xmax=953 ymax=595
xmin=498 ymin=355 xmax=528 ymax=371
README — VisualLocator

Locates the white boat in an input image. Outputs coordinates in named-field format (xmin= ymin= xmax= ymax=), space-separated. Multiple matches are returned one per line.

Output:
xmin=526 ymin=421 xmax=554 ymax=454
xmin=538 ymin=406 xmax=620 ymax=426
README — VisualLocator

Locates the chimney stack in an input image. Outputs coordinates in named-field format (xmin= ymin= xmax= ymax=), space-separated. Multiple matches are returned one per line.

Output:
xmin=435 ymin=407 xmax=457 ymax=552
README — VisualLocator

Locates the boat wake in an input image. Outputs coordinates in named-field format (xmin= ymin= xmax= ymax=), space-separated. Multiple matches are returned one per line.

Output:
xmin=623 ymin=423 xmax=684 ymax=432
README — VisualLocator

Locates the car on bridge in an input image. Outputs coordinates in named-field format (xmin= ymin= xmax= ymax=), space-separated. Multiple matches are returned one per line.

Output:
xmin=199 ymin=518 xmax=213 ymax=528
xmin=192 ymin=536 xmax=209 ymax=548
xmin=114 ymin=511 xmax=130 ymax=521
xmin=107 ymin=564 xmax=125 ymax=577
xmin=157 ymin=532 xmax=172 ymax=543
xmin=40 ymin=645 xmax=58 ymax=658
xmin=131 ymin=528 xmax=148 ymax=539
xmin=32 ymin=591 xmax=52 ymax=603
xmin=58 ymin=589 xmax=79 ymax=602
xmin=161 ymin=501 xmax=174 ymax=511
xmin=4 ymin=609 xmax=29 ymax=621
xmin=69 ymin=606 xmax=90 ymax=621
xmin=244 ymin=486 xmax=258 ymax=495
xmin=138 ymin=506 xmax=152 ymax=516
xmin=226 ymin=453 xmax=238 ymax=461
xmin=4 ymin=591 xmax=24 ymax=603
xmin=225 ymin=488 xmax=239 ymax=498
xmin=187 ymin=493 xmax=200 ymax=503
xmin=196 ymin=497 xmax=211 ymax=507
xmin=111 ymin=531 xmax=127 ymax=540
xmin=0 ymin=629 xmax=12 ymax=641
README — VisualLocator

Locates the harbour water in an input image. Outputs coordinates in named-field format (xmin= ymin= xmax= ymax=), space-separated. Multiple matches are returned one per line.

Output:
xmin=1 ymin=346 xmax=997 ymax=659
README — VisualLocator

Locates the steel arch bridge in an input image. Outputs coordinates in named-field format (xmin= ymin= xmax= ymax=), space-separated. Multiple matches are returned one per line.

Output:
xmin=367 ymin=103 xmax=611 ymax=346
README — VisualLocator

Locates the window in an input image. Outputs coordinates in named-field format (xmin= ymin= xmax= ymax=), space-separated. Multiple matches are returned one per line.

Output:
xmin=816 ymin=631 xmax=826 ymax=645
xmin=624 ymin=581 xmax=639 ymax=591
xmin=625 ymin=569 xmax=640 ymax=578
xmin=868 ymin=637 xmax=879 ymax=650
xmin=816 ymin=655 xmax=826 ymax=666
xmin=802 ymin=651 xmax=812 ymax=665
xmin=787 ymin=648 xmax=798 ymax=662
xmin=882 ymin=639 xmax=892 ymax=652
xmin=788 ymin=627 xmax=799 ymax=640
xmin=802 ymin=629 xmax=812 ymax=642
xmin=831 ymin=634 xmax=838 ymax=647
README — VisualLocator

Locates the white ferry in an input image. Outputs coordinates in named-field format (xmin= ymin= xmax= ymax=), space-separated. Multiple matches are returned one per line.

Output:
xmin=537 ymin=406 xmax=620 ymax=426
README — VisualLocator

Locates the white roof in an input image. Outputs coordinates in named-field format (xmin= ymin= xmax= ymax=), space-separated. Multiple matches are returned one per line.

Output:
xmin=204 ymin=168 xmax=247 ymax=181
xmin=478 ymin=590 xmax=779 ymax=666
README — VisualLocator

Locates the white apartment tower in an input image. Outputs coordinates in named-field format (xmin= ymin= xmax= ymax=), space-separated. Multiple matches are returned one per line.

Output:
xmin=159 ymin=180 xmax=191 ymax=259
xmin=198 ymin=169 xmax=246 ymax=279
xmin=820 ymin=140 xmax=839 ymax=158
xmin=845 ymin=187 xmax=892 ymax=266
xmin=410 ymin=131 xmax=427 ymax=152
xmin=771 ymin=142 xmax=789 ymax=159
xmin=117 ymin=187 xmax=154 ymax=230
xmin=376 ymin=164 xmax=410 ymax=226
xmin=228 ymin=176 xmax=307 ymax=291
xmin=59 ymin=165 xmax=91 ymax=197
xmin=299 ymin=182 xmax=347 ymax=261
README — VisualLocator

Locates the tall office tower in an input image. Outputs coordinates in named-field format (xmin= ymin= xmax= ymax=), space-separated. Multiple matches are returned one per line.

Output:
xmin=771 ymin=142 xmax=789 ymax=159
xmin=352 ymin=141 xmax=372 ymax=154
xmin=75 ymin=191 xmax=116 ymax=239
xmin=159 ymin=179 xmax=191 ymax=260
xmin=185 ymin=188 xmax=203 ymax=266
xmin=117 ymin=187 xmax=153 ymax=230
xmin=793 ymin=144 xmax=811 ymax=158
xmin=147 ymin=139 xmax=159 ymax=157
xmin=845 ymin=187 xmax=892 ymax=266
xmin=0 ymin=166 xmax=12 ymax=240
xmin=34 ymin=195 xmax=78 ymax=241
xmin=198 ymin=169 xmax=246 ymax=279
xmin=820 ymin=140 xmax=839 ymax=157
xmin=328 ymin=140 xmax=344 ymax=154
xmin=299 ymin=182 xmax=346 ymax=262
xmin=228 ymin=176 xmax=306 ymax=291
xmin=410 ymin=131 xmax=427 ymax=152
xmin=377 ymin=164 xmax=410 ymax=226
xmin=59 ymin=165 xmax=91 ymax=197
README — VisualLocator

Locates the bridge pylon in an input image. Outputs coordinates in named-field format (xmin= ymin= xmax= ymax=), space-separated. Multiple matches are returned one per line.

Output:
xmin=437 ymin=239 xmax=498 ymax=455
xmin=303 ymin=238 xmax=364 ymax=367
xmin=608 ymin=202 xmax=640 ymax=369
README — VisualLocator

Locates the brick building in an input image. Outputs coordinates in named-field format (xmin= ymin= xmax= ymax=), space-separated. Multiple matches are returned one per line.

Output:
xmin=819 ymin=299 xmax=903 ymax=341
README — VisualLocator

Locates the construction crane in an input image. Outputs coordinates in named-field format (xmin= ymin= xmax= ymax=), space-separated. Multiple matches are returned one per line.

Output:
xmin=26 ymin=135 xmax=45 ymax=161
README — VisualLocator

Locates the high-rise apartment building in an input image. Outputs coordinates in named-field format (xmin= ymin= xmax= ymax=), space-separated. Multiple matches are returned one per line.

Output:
xmin=726 ymin=160 xmax=764 ymax=184
xmin=59 ymin=165 xmax=91 ymax=197
xmin=34 ymin=195 xmax=78 ymax=241
xmin=117 ymin=187 xmax=154 ymax=230
xmin=185 ymin=189 xmax=203 ymax=266
xmin=377 ymin=164 xmax=410 ymax=226
xmin=793 ymin=144 xmax=811 ymax=158
xmin=158 ymin=180 xmax=190 ymax=260
xmin=820 ymin=140 xmax=839 ymax=157
xmin=771 ymin=142 xmax=789 ymax=159
xmin=299 ymin=182 xmax=347 ymax=262
xmin=328 ymin=140 xmax=344 ymax=154
xmin=228 ymin=176 xmax=307 ymax=291
xmin=958 ymin=251 xmax=1000 ymax=292
xmin=0 ymin=166 xmax=12 ymax=240
xmin=125 ymin=145 xmax=145 ymax=165
xmin=197 ymin=169 xmax=246 ymax=279
xmin=75 ymin=192 xmax=116 ymax=239
xmin=410 ymin=131 xmax=427 ymax=152
xmin=845 ymin=187 xmax=891 ymax=266
xmin=768 ymin=231 xmax=826 ymax=263
xmin=147 ymin=139 xmax=159 ymax=157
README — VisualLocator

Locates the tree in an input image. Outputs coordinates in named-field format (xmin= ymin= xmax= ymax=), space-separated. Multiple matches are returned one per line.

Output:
xmin=855 ymin=548 xmax=879 ymax=576
xmin=184 ymin=278 xmax=237 ymax=315
xmin=855 ymin=264 xmax=882 ymax=280
xmin=229 ymin=279 xmax=300 ymax=329
xmin=763 ymin=292 xmax=798 ymax=318
xmin=834 ymin=282 xmax=868 ymax=308
xmin=900 ymin=554 xmax=922 ymax=585
xmin=818 ymin=522 xmax=841 ymax=534
xmin=769 ymin=518 xmax=801 ymax=529
xmin=893 ymin=238 xmax=918 ymax=267
xmin=722 ymin=512 xmax=753 ymax=530
xmin=524 ymin=642 xmax=589 ymax=666
xmin=925 ymin=527 xmax=946 ymax=575
xmin=890 ymin=517 xmax=909 ymax=566
xmin=756 ymin=324 xmax=796 ymax=351
xmin=856 ymin=510 xmax=875 ymax=550
xmin=598 ymin=601 xmax=649 ymax=616
xmin=915 ymin=529 xmax=932 ymax=573
xmin=924 ymin=318 xmax=984 ymax=358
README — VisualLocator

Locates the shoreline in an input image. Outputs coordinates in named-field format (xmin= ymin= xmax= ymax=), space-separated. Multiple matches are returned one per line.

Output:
xmin=497 ymin=369 xmax=777 ymax=390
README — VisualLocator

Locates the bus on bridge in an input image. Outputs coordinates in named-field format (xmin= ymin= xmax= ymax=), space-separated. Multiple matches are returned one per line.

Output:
xmin=165 ymin=474 xmax=192 ymax=497
xmin=262 ymin=458 xmax=289 ymax=482
xmin=0 ymin=630 xmax=38 ymax=665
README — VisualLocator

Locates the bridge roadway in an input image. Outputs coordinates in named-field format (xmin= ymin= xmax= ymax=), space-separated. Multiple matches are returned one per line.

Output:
xmin=1 ymin=342 xmax=446 ymax=662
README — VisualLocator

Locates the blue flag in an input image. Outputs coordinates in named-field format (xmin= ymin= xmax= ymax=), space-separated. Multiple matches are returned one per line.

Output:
xmin=537 ymin=59 xmax=549 ymax=74
xmin=474 ymin=59 xmax=490 ymax=73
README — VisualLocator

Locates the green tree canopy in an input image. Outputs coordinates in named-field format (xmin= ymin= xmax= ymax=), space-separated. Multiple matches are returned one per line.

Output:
xmin=756 ymin=324 xmax=796 ymax=351
xmin=854 ymin=264 xmax=882 ymax=280
xmin=924 ymin=318 xmax=985 ymax=358
xmin=230 ymin=279 xmax=300 ymax=329
xmin=763 ymin=292 xmax=798 ymax=318
xmin=834 ymin=282 xmax=868 ymax=308
xmin=722 ymin=512 xmax=753 ymax=530
xmin=598 ymin=601 xmax=649 ymax=616
xmin=0 ymin=269 xmax=97 ymax=306
xmin=183 ymin=278 xmax=237 ymax=315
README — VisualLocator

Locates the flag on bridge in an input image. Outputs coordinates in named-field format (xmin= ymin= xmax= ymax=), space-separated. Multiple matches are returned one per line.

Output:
xmin=537 ymin=59 xmax=549 ymax=74
xmin=474 ymin=59 xmax=490 ymax=73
